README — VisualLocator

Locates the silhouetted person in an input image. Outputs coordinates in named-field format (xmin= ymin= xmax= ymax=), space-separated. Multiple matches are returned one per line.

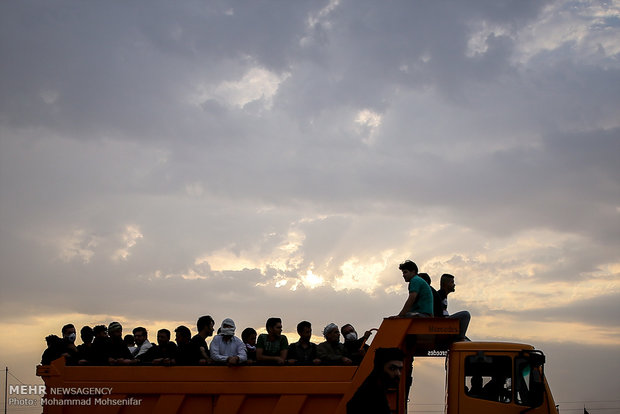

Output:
xmin=392 ymin=260 xmax=433 ymax=317
xmin=140 ymin=329 xmax=177 ymax=365
xmin=418 ymin=273 xmax=443 ymax=318
xmin=468 ymin=375 xmax=484 ymax=396
xmin=341 ymin=323 xmax=372 ymax=365
xmin=173 ymin=325 xmax=202 ymax=366
xmin=106 ymin=322 xmax=135 ymax=365
xmin=131 ymin=327 xmax=152 ymax=358
xmin=287 ymin=321 xmax=320 ymax=365
xmin=346 ymin=348 xmax=405 ymax=414
xmin=438 ymin=273 xmax=471 ymax=340
xmin=41 ymin=335 xmax=64 ymax=365
xmin=88 ymin=325 xmax=109 ymax=365
xmin=317 ymin=323 xmax=352 ymax=365
xmin=76 ymin=325 xmax=94 ymax=365
xmin=241 ymin=327 xmax=257 ymax=364
xmin=191 ymin=315 xmax=215 ymax=365
xmin=256 ymin=317 xmax=288 ymax=365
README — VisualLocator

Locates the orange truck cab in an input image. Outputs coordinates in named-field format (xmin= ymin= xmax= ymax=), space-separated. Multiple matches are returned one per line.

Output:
xmin=37 ymin=317 xmax=558 ymax=414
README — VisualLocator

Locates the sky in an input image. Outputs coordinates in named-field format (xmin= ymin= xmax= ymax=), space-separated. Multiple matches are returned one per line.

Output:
xmin=0 ymin=0 xmax=619 ymax=412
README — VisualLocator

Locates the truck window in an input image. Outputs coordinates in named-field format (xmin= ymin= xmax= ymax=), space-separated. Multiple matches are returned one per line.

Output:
xmin=464 ymin=354 xmax=512 ymax=403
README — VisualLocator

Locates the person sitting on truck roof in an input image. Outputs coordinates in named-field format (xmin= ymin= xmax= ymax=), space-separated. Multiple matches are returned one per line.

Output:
xmin=191 ymin=315 xmax=215 ymax=365
xmin=173 ymin=325 xmax=203 ymax=366
xmin=241 ymin=327 xmax=257 ymax=364
xmin=317 ymin=323 xmax=352 ymax=365
xmin=131 ymin=326 xmax=152 ymax=358
xmin=346 ymin=347 xmax=405 ymax=414
xmin=438 ymin=273 xmax=471 ymax=341
xmin=418 ymin=273 xmax=443 ymax=318
xmin=256 ymin=317 xmax=288 ymax=365
xmin=210 ymin=318 xmax=247 ymax=365
xmin=341 ymin=323 xmax=372 ymax=365
xmin=139 ymin=328 xmax=177 ymax=365
xmin=392 ymin=260 xmax=433 ymax=318
xmin=287 ymin=321 xmax=320 ymax=365
xmin=106 ymin=322 xmax=136 ymax=365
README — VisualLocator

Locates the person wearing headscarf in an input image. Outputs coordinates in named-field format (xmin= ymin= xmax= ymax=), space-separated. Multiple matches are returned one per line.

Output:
xmin=316 ymin=323 xmax=352 ymax=365
xmin=210 ymin=318 xmax=247 ymax=365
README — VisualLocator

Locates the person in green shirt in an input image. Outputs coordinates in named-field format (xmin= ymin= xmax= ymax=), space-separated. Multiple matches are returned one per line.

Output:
xmin=394 ymin=260 xmax=433 ymax=317
xmin=256 ymin=317 xmax=288 ymax=365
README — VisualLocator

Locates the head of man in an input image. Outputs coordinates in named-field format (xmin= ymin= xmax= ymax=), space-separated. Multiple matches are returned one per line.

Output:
xmin=62 ymin=324 xmax=76 ymax=343
xmin=197 ymin=315 xmax=215 ymax=338
xmin=373 ymin=348 xmax=405 ymax=388
xmin=175 ymin=325 xmax=192 ymax=345
xmin=220 ymin=318 xmax=236 ymax=338
xmin=296 ymin=321 xmax=312 ymax=342
xmin=440 ymin=273 xmax=456 ymax=294
xmin=157 ymin=329 xmax=171 ymax=346
xmin=399 ymin=260 xmax=418 ymax=282
xmin=45 ymin=334 xmax=61 ymax=347
xmin=124 ymin=334 xmax=135 ymax=347
xmin=266 ymin=317 xmax=282 ymax=338
xmin=241 ymin=328 xmax=257 ymax=346
xmin=79 ymin=326 xmax=94 ymax=344
xmin=323 ymin=323 xmax=340 ymax=344
xmin=133 ymin=327 xmax=148 ymax=346
xmin=93 ymin=325 xmax=108 ymax=339
xmin=341 ymin=324 xmax=358 ymax=342
xmin=418 ymin=273 xmax=431 ymax=285
xmin=108 ymin=322 xmax=123 ymax=339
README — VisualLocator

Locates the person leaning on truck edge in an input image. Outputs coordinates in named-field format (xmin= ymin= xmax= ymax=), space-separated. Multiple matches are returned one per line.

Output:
xmin=210 ymin=318 xmax=247 ymax=365
xmin=317 ymin=323 xmax=353 ymax=365
xmin=346 ymin=347 xmax=405 ymax=414
xmin=256 ymin=317 xmax=289 ymax=365
xmin=392 ymin=260 xmax=433 ymax=317
xmin=191 ymin=315 xmax=215 ymax=365
xmin=287 ymin=321 xmax=321 ymax=365
xmin=341 ymin=323 xmax=371 ymax=365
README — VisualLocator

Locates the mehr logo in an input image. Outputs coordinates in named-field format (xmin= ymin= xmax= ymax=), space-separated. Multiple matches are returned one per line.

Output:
xmin=9 ymin=385 xmax=47 ymax=395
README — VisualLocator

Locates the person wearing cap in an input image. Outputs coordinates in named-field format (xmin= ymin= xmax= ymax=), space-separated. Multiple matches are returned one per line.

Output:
xmin=346 ymin=347 xmax=404 ymax=414
xmin=106 ymin=321 xmax=135 ymax=365
xmin=210 ymin=318 xmax=247 ymax=365
xmin=317 ymin=323 xmax=352 ymax=365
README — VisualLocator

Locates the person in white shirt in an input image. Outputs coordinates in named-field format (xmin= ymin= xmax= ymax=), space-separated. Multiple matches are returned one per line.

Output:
xmin=210 ymin=318 xmax=247 ymax=365
xmin=132 ymin=327 xmax=153 ymax=358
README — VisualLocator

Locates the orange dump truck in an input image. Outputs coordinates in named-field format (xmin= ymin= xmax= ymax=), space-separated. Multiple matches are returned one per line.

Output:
xmin=37 ymin=318 xmax=558 ymax=414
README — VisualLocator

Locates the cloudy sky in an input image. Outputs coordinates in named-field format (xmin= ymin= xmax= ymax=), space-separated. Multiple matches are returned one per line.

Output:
xmin=1 ymin=0 xmax=619 ymax=412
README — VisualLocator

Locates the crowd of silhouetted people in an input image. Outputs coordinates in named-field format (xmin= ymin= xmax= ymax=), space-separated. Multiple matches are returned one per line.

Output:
xmin=41 ymin=317 xmax=373 ymax=367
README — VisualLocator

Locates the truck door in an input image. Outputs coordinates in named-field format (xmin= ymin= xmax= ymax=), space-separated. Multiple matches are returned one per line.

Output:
xmin=458 ymin=351 xmax=551 ymax=414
